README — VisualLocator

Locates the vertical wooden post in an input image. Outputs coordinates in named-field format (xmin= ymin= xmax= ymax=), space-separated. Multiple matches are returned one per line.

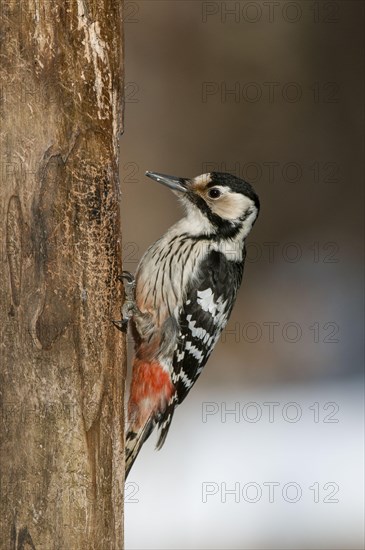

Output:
xmin=0 ymin=1 xmax=125 ymax=548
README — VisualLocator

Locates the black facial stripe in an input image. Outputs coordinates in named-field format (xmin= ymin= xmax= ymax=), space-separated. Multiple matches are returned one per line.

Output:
xmin=186 ymin=192 xmax=243 ymax=239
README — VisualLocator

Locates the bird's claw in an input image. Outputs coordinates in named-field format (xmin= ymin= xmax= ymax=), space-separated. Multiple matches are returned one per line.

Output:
xmin=113 ymin=271 xmax=137 ymax=332
xmin=112 ymin=319 xmax=128 ymax=333
xmin=118 ymin=271 xmax=136 ymax=301
xmin=118 ymin=270 xmax=135 ymax=285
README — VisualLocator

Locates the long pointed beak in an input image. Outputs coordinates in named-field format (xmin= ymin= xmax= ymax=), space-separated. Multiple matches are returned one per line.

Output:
xmin=145 ymin=171 xmax=189 ymax=193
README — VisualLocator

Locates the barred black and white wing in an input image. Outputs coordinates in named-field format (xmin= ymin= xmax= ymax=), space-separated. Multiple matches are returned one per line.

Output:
xmin=156 ymin=249 xmax=245 ymax=448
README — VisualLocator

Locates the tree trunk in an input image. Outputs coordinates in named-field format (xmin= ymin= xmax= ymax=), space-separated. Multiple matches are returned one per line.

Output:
xmin=0 ymin=2 xmax=125 ymax=548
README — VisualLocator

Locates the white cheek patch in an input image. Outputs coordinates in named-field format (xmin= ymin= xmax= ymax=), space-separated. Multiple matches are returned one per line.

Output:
xmin=179 ymin=202 xmax=213 ymax=235
xmin=211 ymin=193 xmax=254 ymax=221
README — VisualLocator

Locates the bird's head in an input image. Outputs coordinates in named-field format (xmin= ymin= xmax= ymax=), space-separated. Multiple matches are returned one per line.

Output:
xmin=145 ymin=171 xmax=260 ymax=239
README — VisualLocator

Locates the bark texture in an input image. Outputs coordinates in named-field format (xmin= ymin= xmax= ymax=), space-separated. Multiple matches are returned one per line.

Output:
xmin=0 ymin=1 xmax=125 ymax=548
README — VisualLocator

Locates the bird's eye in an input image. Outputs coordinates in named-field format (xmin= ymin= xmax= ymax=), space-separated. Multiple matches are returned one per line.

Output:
xmin=207 ymin=188 xmax=221 ymax=199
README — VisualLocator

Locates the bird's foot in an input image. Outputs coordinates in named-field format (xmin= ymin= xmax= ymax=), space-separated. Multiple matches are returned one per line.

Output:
xmin=113 ymin=271 xmax=137 ymax=332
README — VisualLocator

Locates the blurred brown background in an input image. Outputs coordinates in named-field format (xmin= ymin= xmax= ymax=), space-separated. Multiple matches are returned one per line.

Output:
xmin=121 ymin=2 xmax=364 ymax=549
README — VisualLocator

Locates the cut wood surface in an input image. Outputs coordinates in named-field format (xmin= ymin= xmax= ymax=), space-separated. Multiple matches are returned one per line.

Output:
xmin=0 ymin=2 xmax=125 ymax=548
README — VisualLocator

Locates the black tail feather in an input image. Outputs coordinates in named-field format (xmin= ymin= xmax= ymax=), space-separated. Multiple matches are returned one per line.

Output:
xmin=125 ymin=417 xmax=155 ymax=478
xmin=156 ymin=396 xmax=177 ymax=450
